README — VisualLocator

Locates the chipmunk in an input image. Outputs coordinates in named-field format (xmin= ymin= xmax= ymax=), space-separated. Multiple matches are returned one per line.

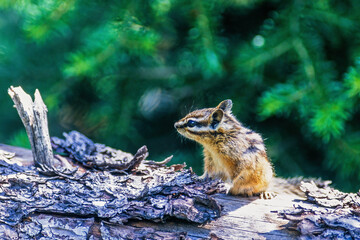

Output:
xmin=174 ymin=99 xmax=274 ymax=198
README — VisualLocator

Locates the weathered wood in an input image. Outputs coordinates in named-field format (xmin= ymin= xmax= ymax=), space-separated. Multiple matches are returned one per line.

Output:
xmin=8 ymin=86 xmax=56 ymax=174
xmin=0 ymin=144 xmax=301 ymax=239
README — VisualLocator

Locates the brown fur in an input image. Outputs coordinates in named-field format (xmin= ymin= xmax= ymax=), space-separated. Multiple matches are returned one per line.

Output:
xmin=174 ymin=100 xmax=274 ymax=197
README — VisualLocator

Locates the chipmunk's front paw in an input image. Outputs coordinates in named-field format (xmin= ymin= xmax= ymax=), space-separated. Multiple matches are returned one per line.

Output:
xmin=259 ymin=191 xmax=276 ymax=199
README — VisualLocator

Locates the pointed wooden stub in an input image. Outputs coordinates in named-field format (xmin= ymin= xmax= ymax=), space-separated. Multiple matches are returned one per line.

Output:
xmin=8 ymin=86 xmax=55 ymax=173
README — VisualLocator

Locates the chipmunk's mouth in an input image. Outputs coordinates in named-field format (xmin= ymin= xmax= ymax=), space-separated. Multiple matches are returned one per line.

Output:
xmin=175 ymin=127 xmax=186 ymax=135
xmin=174 ymin=124 xmax=188 ymax=136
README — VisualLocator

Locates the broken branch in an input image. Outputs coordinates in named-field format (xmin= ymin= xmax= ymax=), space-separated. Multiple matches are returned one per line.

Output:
xmin=8 ymin=86 xmax=56 ymax=174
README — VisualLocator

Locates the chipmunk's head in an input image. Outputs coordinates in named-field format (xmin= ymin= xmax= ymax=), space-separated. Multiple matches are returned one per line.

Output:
xmin=174 ymin=99 xmax=238 ymax=144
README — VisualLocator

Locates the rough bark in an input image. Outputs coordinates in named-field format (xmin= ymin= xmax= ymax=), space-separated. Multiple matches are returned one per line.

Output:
xmin=278 ymin=181 xmax=360 ymax=239
xmin=0 ymin=142 xmax=225 ymax=239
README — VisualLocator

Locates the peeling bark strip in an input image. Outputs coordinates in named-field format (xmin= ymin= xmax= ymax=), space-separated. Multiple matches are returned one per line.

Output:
xmin=8 ymin=86 xmax=55 ymax=174
xmin=51 ymin=131 xmax=148 ymax=172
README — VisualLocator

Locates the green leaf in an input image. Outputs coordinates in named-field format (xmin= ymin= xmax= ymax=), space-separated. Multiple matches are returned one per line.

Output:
xmin=24 ymin=0 xmax=77 ymax=41
xmin=344 ymin=65 xmax=360 ymax=98
xmin=310 ymin=100 xmax=350 ymax=142
xmin=258 ymin=83 xmax=305 ymax=118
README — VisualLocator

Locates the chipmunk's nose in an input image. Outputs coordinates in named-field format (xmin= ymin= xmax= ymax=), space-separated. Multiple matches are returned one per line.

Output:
xmin=174 ymin=122 xmax=184 ymax=129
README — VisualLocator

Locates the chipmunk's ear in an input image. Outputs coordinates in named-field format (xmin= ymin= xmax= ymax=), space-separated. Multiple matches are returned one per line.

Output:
xmin=216 ymin=99 xmax=233 ymax=113
xmin=211 ymin=109 xmax=223 ymax=129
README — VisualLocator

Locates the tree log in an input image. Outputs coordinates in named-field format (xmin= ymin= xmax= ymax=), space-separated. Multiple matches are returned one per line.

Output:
xmin=0 ymin=144 xmax=225 ymax=239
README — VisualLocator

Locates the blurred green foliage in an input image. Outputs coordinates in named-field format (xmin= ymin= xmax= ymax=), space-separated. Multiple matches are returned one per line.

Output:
xmin=1 ymin=0 xmax=360 ymax=191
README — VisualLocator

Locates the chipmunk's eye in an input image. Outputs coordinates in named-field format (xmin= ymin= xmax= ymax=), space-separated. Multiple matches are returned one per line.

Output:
xmin=187 ymin=120 xmax=198 ymax=128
